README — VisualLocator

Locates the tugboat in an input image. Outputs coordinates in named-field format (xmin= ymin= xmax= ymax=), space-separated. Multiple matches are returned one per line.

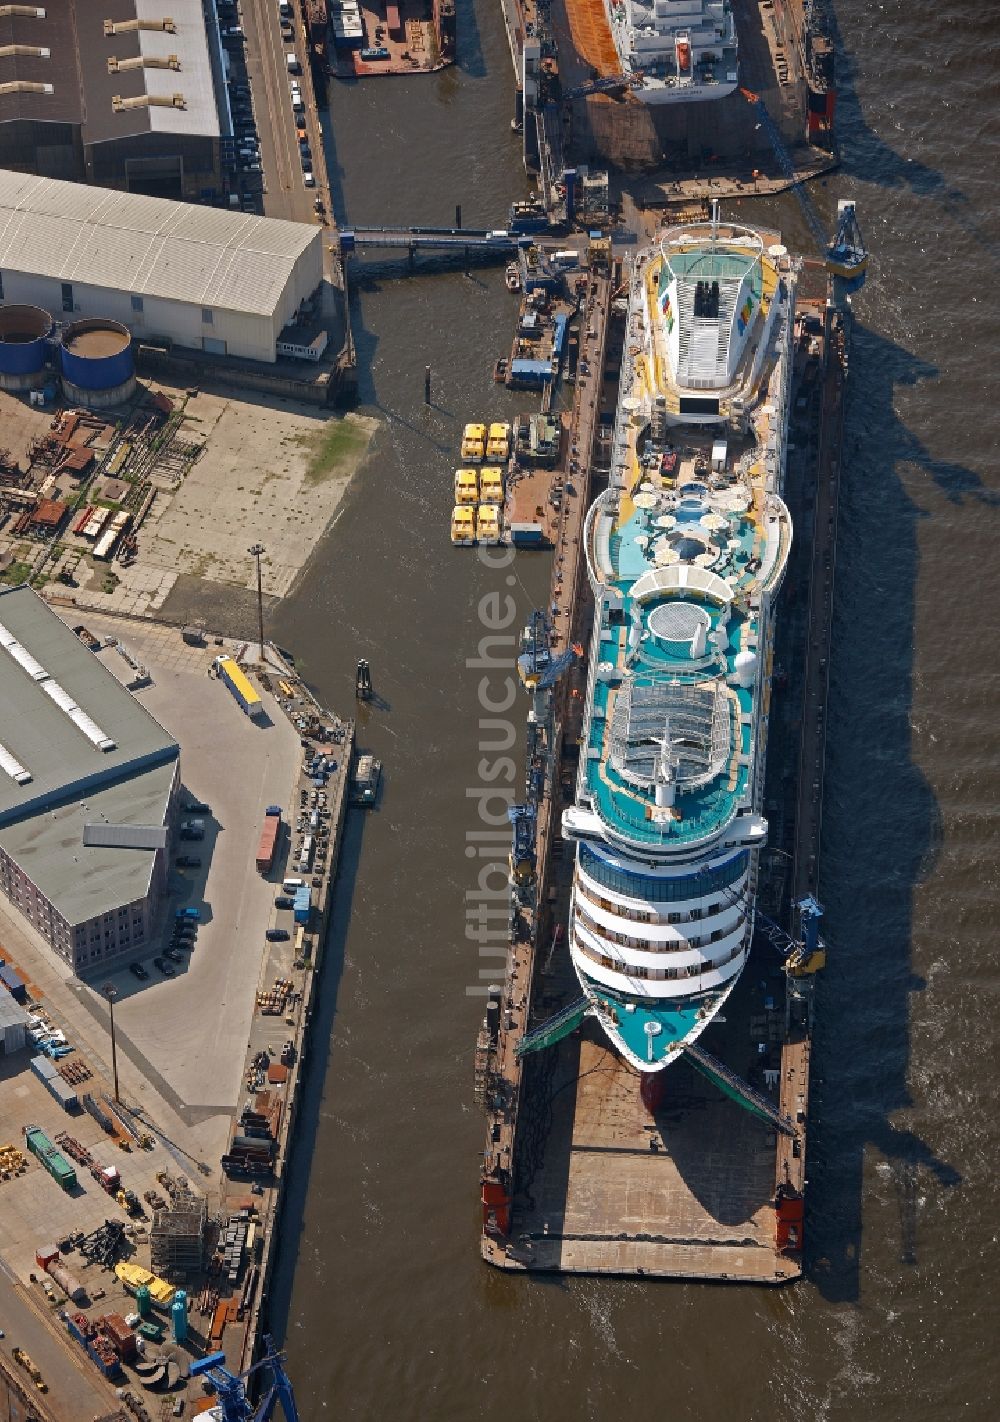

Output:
xmin=505 ymin=262 xmax=522 ymax=292
xmin=355 ymin=658 xmax=372 ymax=701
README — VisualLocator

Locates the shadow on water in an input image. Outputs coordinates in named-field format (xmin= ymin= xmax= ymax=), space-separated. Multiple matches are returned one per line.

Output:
xmin=807 ymin=321 xmax=971 ymax=1304
xmin=453 ymin=0 xmax=487 ymax=81
xmin=262 ymin=803 xmax=368 ymax=1338
xmin=828 ymin=7 xmax=1000 ymax=273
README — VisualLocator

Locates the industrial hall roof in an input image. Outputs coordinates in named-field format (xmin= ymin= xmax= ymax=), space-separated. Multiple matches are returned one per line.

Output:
xmin=0 ymin=170 xmax=320 ymax=318
xmin=0 ymin=0 xmax=220 ymax=142
xmin=0 ymin=585 xmax=177 ymax=826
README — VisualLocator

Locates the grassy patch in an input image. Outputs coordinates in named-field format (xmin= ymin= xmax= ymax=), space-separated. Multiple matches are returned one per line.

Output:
xmin=0 ymin=560 xmax=32 ymax=586
xmin=293 ymin=417 xmax=369 ymax=486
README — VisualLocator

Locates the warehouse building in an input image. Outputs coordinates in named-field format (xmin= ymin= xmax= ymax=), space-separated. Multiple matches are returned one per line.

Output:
xmin=0 ymin=587 xmax=181 ymax=977
xmin=0 ymin=0 xmax=224 ymax=201
xmin=0 ymin=169 xmax=323 ymax=363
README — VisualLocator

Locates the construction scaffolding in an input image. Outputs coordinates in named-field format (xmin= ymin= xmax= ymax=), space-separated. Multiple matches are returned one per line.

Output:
xmin=149 ymin=1188 xmax=208 ymax=1280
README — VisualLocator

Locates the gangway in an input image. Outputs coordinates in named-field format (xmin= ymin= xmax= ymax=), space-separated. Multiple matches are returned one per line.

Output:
xmin=682 ymin=1041 xmax=796 ymax=1137
xmin=515 ymin=995 xmax=591 ymax=1058
xmin=560 ymin=73 xmax=643 ymax=103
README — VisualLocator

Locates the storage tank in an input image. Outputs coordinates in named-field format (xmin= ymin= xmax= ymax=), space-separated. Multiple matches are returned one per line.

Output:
xmin=0 ymin=304 xmax=52 ymax=390
xmin=59 ymin=318 xmax=136 ymax=408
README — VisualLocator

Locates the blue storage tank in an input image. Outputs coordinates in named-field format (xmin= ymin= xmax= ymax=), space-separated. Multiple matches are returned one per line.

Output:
xmin=0 ymin=304 xmax=52 ymax=389
xmin=59 ymin=318 xmax=136 ymax=408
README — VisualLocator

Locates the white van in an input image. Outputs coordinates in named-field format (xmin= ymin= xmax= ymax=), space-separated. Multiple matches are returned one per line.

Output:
xmin=286 ymin=52 xmax=301 ymax=74
xmin=282 ymin=876 xmax=304 ymax=891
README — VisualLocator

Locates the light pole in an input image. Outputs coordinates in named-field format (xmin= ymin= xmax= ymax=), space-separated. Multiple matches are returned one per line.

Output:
xmin=103 ymin=982 xmax=120 ymax=1103
xmin=248 ymin=543 xmax=266 ymax=664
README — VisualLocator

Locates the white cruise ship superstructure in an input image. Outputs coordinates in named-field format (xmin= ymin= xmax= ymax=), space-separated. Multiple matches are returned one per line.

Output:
xmin=563 ymin=216 xmax=795 ymax=1072
xmin=606 ymin=0 xmax=738 ymax=105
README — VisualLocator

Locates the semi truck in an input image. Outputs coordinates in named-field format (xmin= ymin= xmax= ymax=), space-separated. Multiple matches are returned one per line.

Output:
xmin=256 ymin=810 xmax=281 ymax=874
xmin=214 ymin=655 xmax=265 ymax=721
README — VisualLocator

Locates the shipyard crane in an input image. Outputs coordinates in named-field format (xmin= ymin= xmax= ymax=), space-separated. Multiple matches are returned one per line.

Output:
xmin=740 ymin=87 xmax=867 ymax=299
xmin=188 ymin=1337 xmax=299 ymax=1422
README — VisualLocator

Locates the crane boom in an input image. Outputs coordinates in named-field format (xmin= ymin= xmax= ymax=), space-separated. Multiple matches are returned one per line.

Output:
xmin=740 ymin=87 xmax=868 ymax=296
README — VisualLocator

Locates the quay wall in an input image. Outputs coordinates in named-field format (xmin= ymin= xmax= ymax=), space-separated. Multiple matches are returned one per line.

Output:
xmin=237 ymin=661 xmax=356 ymax=1370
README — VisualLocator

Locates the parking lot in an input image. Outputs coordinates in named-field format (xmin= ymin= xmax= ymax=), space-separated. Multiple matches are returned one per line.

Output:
xmin=222 ymin=0 xmax=332 ymax=228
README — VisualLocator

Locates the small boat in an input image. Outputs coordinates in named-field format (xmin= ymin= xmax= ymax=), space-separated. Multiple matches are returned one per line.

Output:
xmin=480 ymin=467 xmax=504 ymax=505
xmin=505 ymin=262 xmax=522 ymax=292
xmin=486 ymin=422 xmax=511 ymax=460
xmin=451 ymin=504 xmax=476 ymax=546
xmin=460 ymin=422 xmax=486 ymax=462
xmin=476 ymin=503 xmax=502 ymax=546
xmin=493 ymin=358 xmax=508 ymax=384
xmin=454 ymin=468 xmax=479 ymax=505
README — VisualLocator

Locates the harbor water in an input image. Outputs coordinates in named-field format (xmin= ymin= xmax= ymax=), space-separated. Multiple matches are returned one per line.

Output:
xmin=268 ymin=0 xmax=1000 ymax=1415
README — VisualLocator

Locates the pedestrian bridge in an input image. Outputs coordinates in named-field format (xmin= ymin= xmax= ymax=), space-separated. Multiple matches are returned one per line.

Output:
xmin=338 ymin=226 xmax=525 ymax=254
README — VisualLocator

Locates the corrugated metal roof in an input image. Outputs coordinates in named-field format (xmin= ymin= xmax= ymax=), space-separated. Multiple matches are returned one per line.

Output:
xmin=82 ymin=823 xmax=168 ymax=850
xmin=0 ymin=170 xmax=319 ymax=317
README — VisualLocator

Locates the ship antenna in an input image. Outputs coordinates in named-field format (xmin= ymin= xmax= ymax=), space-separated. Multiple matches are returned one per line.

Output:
xmin=710 ymin=198 xmax=721 ymax=240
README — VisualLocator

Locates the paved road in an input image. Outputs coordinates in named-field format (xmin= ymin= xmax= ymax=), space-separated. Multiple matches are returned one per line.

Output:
xmin=241 ymin=0 xmax=330 ymax=227
xmin=0 ymin=1262 xmax=116 ymax=1420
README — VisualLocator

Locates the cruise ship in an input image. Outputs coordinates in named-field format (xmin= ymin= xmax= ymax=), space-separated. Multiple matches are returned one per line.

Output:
xmin=562 ymin=214 xmax=795 ymax=1072
xmin=606 ymin=0 xmax=739 ymax=105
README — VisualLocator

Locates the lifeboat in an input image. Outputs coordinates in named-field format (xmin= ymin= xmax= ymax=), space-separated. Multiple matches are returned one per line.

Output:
xmin=479 ymin=466 xmax=504 ymax=505
xmin=454 ymin=468 xmax=479 ymax=505
xmin=451 ymin=504 xmax=476 ymax=546
xmin=461 ymin=422 xmax=486 ymax=462
xmin=676 ymin=39 xmax=691 ymax=72
xmin=476 ymin=503 xmax=502 ymax=546
xmin=486 ymin=422 xmax=511 ymax=459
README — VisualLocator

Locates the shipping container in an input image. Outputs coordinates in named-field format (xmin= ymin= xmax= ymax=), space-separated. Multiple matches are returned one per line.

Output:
xmin=0 ymin=962 xmax=27 ymax=1001
xmin=24 ymin=1125 xmax=77 ymax=1190
xmin=293 ymin=886 xmax=311 ymax=925
xmin=256 ymin=813 xmax=281 ymax=874
xmin=214 ymin=655 xmax=264 ymax=721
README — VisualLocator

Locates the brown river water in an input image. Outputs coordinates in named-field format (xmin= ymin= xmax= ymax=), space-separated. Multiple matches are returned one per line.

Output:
xmin=264 ymin=0 xmax=1000 ymax=1416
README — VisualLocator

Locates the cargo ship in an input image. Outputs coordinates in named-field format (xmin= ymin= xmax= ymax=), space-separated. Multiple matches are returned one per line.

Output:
xmin=604 ymin=0 xmax=739 ymax=106
xmin=562 ymin=212 xmax=795 ymax=1073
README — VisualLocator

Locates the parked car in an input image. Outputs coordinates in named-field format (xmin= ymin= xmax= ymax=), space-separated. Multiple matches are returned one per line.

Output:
xmin=128 ymin=962 xmax=149 ymax=980
xmin=274 ymin=896 xmax=294 ymax=909
xmin=265 ymin=929 xmax=289 ymax=942
xmin=175 ymin=855 xmax=202 ymax=868
xmin=184 ymin=799 xmax=211 ymax=812
xmin=300 ymin=151 xmax=312 ymax=171
xmin=176 ymin=907 xmax=201 ymax=921
xmin=172 ymin=925 xmax=196 ymax=942
xmin=303 ymin=171 xmax=315 ymax=187
xmin=163 ymin=947 xmax=182 ymax=963
xmin=153 ymin=957 xmax=176 ymax=977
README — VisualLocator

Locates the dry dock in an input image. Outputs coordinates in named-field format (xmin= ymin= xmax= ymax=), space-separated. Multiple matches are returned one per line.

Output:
xmin=481 ymin=260 xmax=851 ymax=1280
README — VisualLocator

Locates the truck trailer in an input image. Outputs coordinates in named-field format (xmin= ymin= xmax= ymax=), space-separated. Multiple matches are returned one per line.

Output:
xmin=24 ymin=1126 xmax=77 ymax=1190
xmin=256 ymin=812 xmax=281 ymax=874
xmin=214 ymin=655 xmax=265 ymax=721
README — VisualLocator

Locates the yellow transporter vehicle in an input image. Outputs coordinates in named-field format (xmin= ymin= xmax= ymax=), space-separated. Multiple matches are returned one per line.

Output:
xmin=115 ymin=1260 xmax=175 ymax=1306
xmin=454 ymin=468 xmax=479 ymax=505
xmin=479 ymin=467 xmax=504 ymax=504
xmin=486 ymin=422 xmax=510 ymax=460
xmin=461 ymin=423 xmax=486 ymax=462
xmin=477 ymin=503 xmax=502 ymax=546
xmin=451 ymin=505 xmax=476 ymax=546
